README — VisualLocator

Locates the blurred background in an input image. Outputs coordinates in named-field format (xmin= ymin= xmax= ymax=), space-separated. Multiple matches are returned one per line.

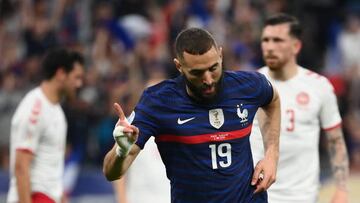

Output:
xmin=0 ymin=0 xmax=360 ymax=202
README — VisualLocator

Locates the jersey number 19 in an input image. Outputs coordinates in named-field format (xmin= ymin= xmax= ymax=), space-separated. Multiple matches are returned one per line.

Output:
xmin=209 ymin=143 xmax=232 ymax=169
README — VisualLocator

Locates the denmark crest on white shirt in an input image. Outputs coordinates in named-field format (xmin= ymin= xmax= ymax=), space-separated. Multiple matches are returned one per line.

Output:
xmin=209 ymin=108 xmax=224 ymax=129
xmin=296 ymin=91 xmax=310 ymax=106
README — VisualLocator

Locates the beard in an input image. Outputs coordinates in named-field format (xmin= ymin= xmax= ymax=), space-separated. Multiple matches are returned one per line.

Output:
xmin=184 ymin=70 xmax=224 ymax=104
xmin=264 ymin=54 xmax=287 ymax=70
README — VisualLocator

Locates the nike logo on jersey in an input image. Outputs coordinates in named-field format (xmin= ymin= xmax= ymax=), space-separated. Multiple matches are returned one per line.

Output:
xmin=177 ymin=117 xmax=195 ymax=125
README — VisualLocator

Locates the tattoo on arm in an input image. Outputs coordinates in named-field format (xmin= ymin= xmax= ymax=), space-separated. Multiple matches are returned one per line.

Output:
xmin=326 ymin=127 xmax=349 ymax=191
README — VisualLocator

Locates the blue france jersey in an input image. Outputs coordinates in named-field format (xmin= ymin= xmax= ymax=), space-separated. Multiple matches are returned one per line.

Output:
xmin=132 ymin=71 xmax=273 ymax=203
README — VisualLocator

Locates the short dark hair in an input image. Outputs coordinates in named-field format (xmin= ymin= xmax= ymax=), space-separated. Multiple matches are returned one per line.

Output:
xmin=41 ymin=48 xmax=84 ymax=80
xmin=174 ymin=27 xmax=218 ymax=62
xmin=265 ymin=13 xmax=302 ymax=40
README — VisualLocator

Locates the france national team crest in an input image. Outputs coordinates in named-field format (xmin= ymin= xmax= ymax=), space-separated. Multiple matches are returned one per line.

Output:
xmin=209 ymin=108 xmax=224 ymax=129
xmin=237 ymin=104 xmax=248 ymax=123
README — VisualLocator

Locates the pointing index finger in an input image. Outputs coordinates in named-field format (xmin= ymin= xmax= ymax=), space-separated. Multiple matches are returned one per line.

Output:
xmin=113 ymin=103 xmax=126 ymax=121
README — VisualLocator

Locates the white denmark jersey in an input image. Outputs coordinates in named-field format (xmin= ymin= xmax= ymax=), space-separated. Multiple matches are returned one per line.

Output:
xmin=126 ymin=137 xmax=170 ymax=203
xmin=250 ymin=67 xmax=341 ymax=203
xmin=7 ymin=87 xmax=67 ymax=203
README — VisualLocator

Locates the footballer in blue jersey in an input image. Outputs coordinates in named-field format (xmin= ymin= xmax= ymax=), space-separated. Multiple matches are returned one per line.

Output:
xmin=133 ymin=70 xmax=273 ymax=203
xmin=103 ymin=27 xmax=281 ymax=203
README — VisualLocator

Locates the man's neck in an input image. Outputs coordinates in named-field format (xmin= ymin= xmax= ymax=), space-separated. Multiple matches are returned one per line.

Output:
xmin=268 ymin=61 xmax=299 ymax=81
xmin=40 ymin=81 xmax=61 ymax=104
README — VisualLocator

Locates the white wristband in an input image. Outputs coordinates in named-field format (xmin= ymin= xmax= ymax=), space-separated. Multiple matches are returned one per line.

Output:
xmin=113 ymin=125 xmax=134 ymax=158
xmin=115 ymin=145 xmax=126 ymax=158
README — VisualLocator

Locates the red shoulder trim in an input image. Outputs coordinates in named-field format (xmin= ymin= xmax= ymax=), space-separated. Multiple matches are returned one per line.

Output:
xmin=16 ymin=148 xmax=34 ymax=155
xmin=323 ymin=122 xmax=342 ymax=131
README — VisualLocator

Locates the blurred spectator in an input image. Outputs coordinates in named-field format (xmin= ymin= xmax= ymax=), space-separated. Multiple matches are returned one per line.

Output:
xmin=53 ymin=0 xmax=87 ymax=45
xmin=226 ymin=0 xmax=262 ymax=70
xmin=338 ymin=14 xmax=360 ymax=81
xmin=20 ymin=0 xmax=58 ymax=56
xmin=338 ymin=13 xmax=360 ymax=171
xmin=0 ymin=71 xmax=26 ymax=170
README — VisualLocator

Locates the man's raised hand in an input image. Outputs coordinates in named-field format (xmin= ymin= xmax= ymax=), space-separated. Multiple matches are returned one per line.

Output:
xmin=113 ymin=103 xmax=139 ymax=157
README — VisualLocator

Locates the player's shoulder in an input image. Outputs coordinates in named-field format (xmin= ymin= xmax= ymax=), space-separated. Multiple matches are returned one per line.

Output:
xmin=140 ymin=76 xmax=183 ymax=106
xmin=299 ymin=67 xmax=334 ymax=90
xmin=12 ymin=87 xmax=45 ymax=120
xmin=143 ymin=77 xmax=178 ymax=97
xmin=257 ymin=67 xmax=269 ymax=75
xmin=19 ymin=87 xmax=43 ymax=107
xmin=225 ymin=70 xmax=267 ymax=85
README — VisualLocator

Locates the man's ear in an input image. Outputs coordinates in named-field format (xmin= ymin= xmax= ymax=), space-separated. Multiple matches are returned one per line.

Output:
xmin=54 ymin=67 xmax=67 ymax=81
xmin=219 ymin=47 xmax=223 ymax=64
xmin=173 ymin=58 xmax=182 ymax=74
xmin=293 ymin=39 xmax=302 ymax=55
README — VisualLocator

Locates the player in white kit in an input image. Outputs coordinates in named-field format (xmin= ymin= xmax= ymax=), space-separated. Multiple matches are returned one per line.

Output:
xmin=113 ymin=137 xmax=170 ymax=203
xmin=250 ymin=13 xmax=349 ymax=203
xmin=7 ymin=49 xmax=84 ymax=203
